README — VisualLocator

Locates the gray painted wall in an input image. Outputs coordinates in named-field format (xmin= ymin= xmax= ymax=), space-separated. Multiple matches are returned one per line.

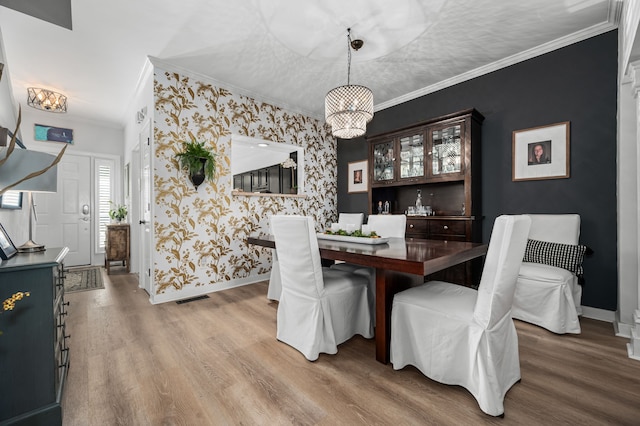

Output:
xmin=337 ymin=30 xmax=618 ymax=311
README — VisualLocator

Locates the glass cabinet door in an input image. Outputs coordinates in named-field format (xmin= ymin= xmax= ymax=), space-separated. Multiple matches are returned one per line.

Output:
xmin=431 ymin=123 xmax=463 ymax=177
xmin=399 ymin=133 xmax=424 ymax=180
xmin=372 ymin=140 xmax=395 ymax=182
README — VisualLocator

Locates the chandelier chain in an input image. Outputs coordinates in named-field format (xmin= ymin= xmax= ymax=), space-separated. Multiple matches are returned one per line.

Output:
xmin=347 ymin=29 xmax=352 ymax=86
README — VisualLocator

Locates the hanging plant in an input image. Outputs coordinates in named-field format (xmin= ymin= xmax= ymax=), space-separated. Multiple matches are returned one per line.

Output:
xmin=174 ymin=140 xmax=217 ymax=189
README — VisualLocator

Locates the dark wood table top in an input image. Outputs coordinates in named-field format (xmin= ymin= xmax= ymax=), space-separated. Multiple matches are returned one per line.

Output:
xmin=248 ymin=234 xmax=488 ymax=276
xmin=248 ymin=234 xmax=488 ymax=364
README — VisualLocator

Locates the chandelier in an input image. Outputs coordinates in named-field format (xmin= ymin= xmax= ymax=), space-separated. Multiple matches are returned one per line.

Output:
xmin=325 ymin=29 xmax=373 ymax=139
xmin=27 ymin=88 xmax=68 ymax=113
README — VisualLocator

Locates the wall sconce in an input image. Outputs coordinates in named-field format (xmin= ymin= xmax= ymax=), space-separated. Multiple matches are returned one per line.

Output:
xmin=27 ymin=87 xmax=67 ymax=113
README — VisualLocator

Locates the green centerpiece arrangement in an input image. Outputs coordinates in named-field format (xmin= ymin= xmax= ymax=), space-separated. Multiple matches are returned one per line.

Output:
xmin=324 ymin=229 xmax=380 ymax=238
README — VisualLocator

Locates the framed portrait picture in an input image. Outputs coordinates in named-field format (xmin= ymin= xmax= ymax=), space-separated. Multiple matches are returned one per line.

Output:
xmin=348 ymin=160 xmax=368 ymax=193
xmin=512 ymin=121 xmax=570 ymax=181
xmin=34 ymin=123 xmax=74 ymax=144
xmin=0 ymin=223 xmax=17 ymax=260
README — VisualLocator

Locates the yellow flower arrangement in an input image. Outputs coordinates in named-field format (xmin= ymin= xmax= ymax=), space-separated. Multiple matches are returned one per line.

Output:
xmin=1 ymin=291 xmax=31 ymax=336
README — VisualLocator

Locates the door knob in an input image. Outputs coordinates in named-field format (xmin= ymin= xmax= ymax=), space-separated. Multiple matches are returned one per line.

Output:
xmin=82 ymin=204 xmax=90 ymax=215
xmin=139 ymin=220 xmax=147 ymax=224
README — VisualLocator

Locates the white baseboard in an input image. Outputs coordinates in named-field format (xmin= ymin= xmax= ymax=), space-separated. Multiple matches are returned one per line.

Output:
xmin=581 ymin=306 xmax=615 ymax=323
xmin=627 ymin=343 xmax=640 ymax=361
xmin=149 ymin=273 xmax=270 ymax=305
xmin=615 ymin=320 xmax=633 ymax=338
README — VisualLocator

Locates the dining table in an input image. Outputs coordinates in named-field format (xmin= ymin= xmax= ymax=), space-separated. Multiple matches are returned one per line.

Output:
xmin=247 ymin=234 xmax=488 ymax=364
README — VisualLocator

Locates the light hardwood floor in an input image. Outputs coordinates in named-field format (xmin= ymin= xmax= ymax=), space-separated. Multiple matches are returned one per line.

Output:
xmin=62 ymin=269 xmax=640 ymax=425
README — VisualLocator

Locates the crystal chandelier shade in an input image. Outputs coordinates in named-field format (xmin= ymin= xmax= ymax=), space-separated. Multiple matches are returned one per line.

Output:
xmin=325 ymin=30 xmax=373 ymax=139
xmin=27 ymin=87 xmax=67 ymax=113
xmin=325 ymin=84 xmax=373 ymax=139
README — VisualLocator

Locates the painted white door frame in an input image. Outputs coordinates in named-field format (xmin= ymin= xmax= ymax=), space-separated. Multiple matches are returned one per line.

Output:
xmin=33 ymin=146 xmax=121 ymax=267
xmin=138 ymin=120 xmax=153 ymax=297
xmin=35 ymin=153 xmax=91 ymax=266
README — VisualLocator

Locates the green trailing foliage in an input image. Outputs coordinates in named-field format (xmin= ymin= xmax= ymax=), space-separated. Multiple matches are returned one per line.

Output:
xmin=175 ymin=140 xmax=217 ymax=182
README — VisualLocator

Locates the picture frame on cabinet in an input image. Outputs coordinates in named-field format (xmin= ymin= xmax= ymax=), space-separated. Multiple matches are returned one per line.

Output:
xmin=0 ymin=223 xmax=17 ymax=260
xmin=348 ymin=160 xmax=368 ymax=193
xmin=512 ymin=121 xmax=570 ymax=181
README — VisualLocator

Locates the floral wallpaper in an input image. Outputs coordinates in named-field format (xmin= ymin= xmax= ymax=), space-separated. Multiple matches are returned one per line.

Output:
xmin=152 ymin=68 xmax=337 ymax=299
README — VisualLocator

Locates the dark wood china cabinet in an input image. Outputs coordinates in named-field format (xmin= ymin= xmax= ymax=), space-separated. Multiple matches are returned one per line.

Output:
xmin=368 ymin=108 xmax=484 ymax=286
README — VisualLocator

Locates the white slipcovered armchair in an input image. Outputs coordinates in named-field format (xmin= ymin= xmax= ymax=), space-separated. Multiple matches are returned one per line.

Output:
xmin=271 ymin=215 xmax=373 ymax=361
xmin=512 ymin=214 xmax=584 ymax=334
xmin=390 ymin=215 xmax=531 ymax=417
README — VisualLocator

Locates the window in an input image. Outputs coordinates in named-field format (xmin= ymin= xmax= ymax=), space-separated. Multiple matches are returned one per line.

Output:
xmin=95 ymin=159 xmax=115 ymax=251
xmin=0 ymin=191 xmax=22 ymax=209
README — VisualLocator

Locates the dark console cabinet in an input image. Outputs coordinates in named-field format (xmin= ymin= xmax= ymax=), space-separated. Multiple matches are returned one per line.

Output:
xmin=0 ymin=247 xmax=70 ymax=425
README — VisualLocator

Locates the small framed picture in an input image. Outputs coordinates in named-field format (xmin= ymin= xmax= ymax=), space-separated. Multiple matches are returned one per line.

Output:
xmin=34 ymin=123 xmax=74 ymax=144
xmin=512 ymin=121 xmax=570 ymax=181
xmin=348 ymin=160 xmax=368 ymax=193
xmin=0 ymin=223 xmax=17 ymax=260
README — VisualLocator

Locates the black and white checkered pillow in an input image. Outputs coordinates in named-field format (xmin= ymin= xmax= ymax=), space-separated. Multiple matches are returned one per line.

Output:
xmin=523 ymin=239 xmax=587 ymax=278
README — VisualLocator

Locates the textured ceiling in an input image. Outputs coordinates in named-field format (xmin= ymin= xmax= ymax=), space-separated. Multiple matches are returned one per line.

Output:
xmin=0 ymin=0 xmax=619 ymax=128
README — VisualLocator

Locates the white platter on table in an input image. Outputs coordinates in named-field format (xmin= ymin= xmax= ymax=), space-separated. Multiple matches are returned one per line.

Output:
xmin=316 ymin=233 xmax=389 ymax=245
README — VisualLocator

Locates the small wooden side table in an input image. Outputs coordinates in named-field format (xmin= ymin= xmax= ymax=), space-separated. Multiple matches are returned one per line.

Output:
xmin=105 ymin=223 xmax=130 ymax=274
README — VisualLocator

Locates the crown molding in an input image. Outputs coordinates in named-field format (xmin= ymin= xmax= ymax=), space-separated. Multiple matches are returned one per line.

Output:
xmin=148 ymin=56 xmax=320 ymax=120
xmin=375 ymin=21 xmax=619 ymax=113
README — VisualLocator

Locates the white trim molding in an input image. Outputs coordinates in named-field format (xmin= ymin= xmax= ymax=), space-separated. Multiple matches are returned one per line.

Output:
xmin=617 ymin=57 xmax=640 ymax=361
xmin=149 ymin=274 xmax=270 ymax=305
xmin=582 ymin=306 xmax=616 ymax=323
xmin=377 ymin=20 xmax=618 ymax=113
xmin=629 ymin=309 xmax=640 ymax=360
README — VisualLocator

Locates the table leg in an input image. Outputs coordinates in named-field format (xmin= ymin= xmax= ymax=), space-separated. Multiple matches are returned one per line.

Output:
xmin=375 ymin=268 xmax=391 ymax=363
xmin=375 ymin=269 xmax=422 ymax=364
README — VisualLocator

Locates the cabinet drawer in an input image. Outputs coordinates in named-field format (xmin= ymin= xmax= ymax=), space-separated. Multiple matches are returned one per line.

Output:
xmin=406 ymin=218 xmax=427 ymax=237
xmin=428 ymin=220 xmax=467 ymax=240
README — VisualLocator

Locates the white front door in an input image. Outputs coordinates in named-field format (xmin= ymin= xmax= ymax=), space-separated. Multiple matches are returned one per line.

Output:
xmin=139 ymin=124 xmax=153 ymax=295
xmin=35 ymin=153 xmax=92 ymax=266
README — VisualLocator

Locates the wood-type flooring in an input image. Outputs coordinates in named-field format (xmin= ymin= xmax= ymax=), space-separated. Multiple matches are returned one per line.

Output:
xmin=62 ymin=271 xmax=640 ymax=425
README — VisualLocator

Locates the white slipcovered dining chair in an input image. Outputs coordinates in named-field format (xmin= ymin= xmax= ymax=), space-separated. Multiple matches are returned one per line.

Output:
xmin=266 ymin=215 xmax=284 ymax=301
xmin=332 ymin=213 xmax=366 ymax=267
xmin=331 ymin=214 xmax=407 ymax=317
xmin=390 ymin=215 xmax=531 ymax=417
xmin=271 ymin=215 xmax=374 ymax=361
xmin=338 ymin=212 xmax=364 ymax=229
xmin=366 ymin=214 xmax=407 ymax=238
xmin=512 ymin=214 xmax=583 ymax=334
